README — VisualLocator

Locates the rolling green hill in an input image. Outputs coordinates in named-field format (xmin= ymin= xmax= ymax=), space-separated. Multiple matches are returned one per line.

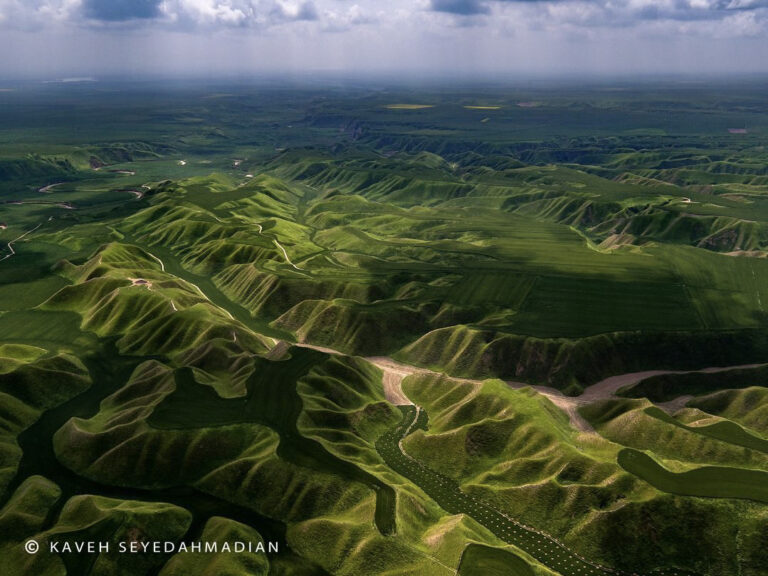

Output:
xmin=1 ymin=80 xmax=768 ymax=575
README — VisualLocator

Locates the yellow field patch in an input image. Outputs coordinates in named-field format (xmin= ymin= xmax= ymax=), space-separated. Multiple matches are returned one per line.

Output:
xmin=464 ymin=105 xmax=501 ymax=110
xmin=385 ymin=104 xmax=434 ymax=110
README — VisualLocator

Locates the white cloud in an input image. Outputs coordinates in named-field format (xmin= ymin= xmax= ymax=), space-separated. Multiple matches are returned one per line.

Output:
xmin=0 ymin=0 xmax=79 ymax=29
xmin=163 ymin=1 xmax=252 ymax=26
xmin=0 ymin=0 xmax=766 ymax=76
xmin=321 ymin=4 xmax=377 ymax=32
xmin=156 ymin=0 xmax=321 ymax=27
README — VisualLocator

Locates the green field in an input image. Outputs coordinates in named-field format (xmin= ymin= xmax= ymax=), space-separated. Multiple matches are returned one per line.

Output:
xmin=618 ymin=449 xmax=768 ymax=504
xmin=458 ymin=544 xmax=535 ymax=576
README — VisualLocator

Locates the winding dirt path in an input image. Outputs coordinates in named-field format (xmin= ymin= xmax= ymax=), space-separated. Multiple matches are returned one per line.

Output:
xmin=129 ymin=240 xmax=763 ymax=434
xmin=578 ymin=362 xmax=767 ymax=403
xmin=0 ymin=223 xmax=42 ymax=262
xmin=272 ymin=239 xmax=303 ymax=271
xmin=367 ymin=357 xmax=418 ymax=405
xmin=2 ymin=200 xmax=74 ymax=209
xmin=510 ymin=384 xmax=595 ymax=432
xmin=145 ymin=250 xmax=165 ymax=272
xmin=360 ymin=354 xmax=596 ymax=432
xmin=296 ymin=343 xmax=768 ymax=433
xmin=38 ymin=182 xmax=63 ymax=193
xmin=296 ymin=344 xmax=595 ymax=431
xmin=252 ymin=222 xmax=305 ymax=272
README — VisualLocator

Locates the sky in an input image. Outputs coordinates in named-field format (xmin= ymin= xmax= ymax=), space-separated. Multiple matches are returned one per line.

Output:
xmin=1 ymin=0 xmax=768 ymax=79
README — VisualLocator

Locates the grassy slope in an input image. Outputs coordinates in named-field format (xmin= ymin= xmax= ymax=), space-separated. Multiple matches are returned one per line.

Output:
xmin=580 ymin=399 xmax=768 ymax=469
xmin=618 ymin=448 xmax=768 ymax=504
xmin=400 ymin=374 xmax=765 ymax=575
xmin=688 ymin=387 xmax=768 ymax=436
xmin=0 ymin=353 xmax=91 ymax=493
xmin=457 ymin=544 xmax=536 ymax=576
xmin=620 ymin=365 xmax=768 ymax=402
xmin=158 ymin=517 xmax=270 ymax=576
xmin=0 ymin=482 xmax=191 ymax=576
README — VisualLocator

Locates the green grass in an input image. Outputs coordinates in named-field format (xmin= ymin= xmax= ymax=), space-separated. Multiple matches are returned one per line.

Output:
xmin=644 ymin=406 xmax=768 ymax=455
xmin=0 ymin=343 xmax=47 ymax=374
xmin=508 ymin=274 xmax=699 ymax=337
xmin=158 ymin=517 xmax=270 ymax=576
xmin=618 ymin=448 xmax=768 ymax=504
xmin=0 ymin=276 xmax=70 ymax=311
xmin=580 ymin=399 xmax=768 ymax=470
xmin=458 ymin=544 xmax=535 ymax=576
xmin=14 ymin=105 xmax=765 ymax=388
xmin=377 ymin=405 xmax=688 ymax=576
xmin=4 ymin=81 xmax=768 ymax=575
xmin=688 ymin=387 xmax=768 ymax=437
xmin=146 ymin=349 xmax=397 ymax=535
xmin=620 ymin=365 xmax=768 ymax=402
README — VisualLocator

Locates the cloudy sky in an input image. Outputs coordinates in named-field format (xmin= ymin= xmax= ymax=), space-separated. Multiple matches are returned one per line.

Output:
xmin=1 ymin=0 xmax=767 ymax=78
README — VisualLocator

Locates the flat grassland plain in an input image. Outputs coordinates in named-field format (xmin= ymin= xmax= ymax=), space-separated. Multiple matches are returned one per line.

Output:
xmin=1 ymin=79 xmax=767 ymax=575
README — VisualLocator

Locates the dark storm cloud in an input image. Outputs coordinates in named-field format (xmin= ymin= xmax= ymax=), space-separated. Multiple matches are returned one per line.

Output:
xmin=292 ymin=1 xmax=319 ymax=21
xmin=430 ymin=0 xmax=490 ymax=15
xmin=430 ymin=0 xmax=571 ymax=15
xmin=82 ymin=0 xmax=162 ymax=22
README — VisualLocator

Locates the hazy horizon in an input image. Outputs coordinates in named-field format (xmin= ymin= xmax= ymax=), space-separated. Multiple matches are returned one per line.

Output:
xmin=3 ymin=69 xmax=768 ymax=87
xmin=1 ymin=1 xmax=768 ymax=79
